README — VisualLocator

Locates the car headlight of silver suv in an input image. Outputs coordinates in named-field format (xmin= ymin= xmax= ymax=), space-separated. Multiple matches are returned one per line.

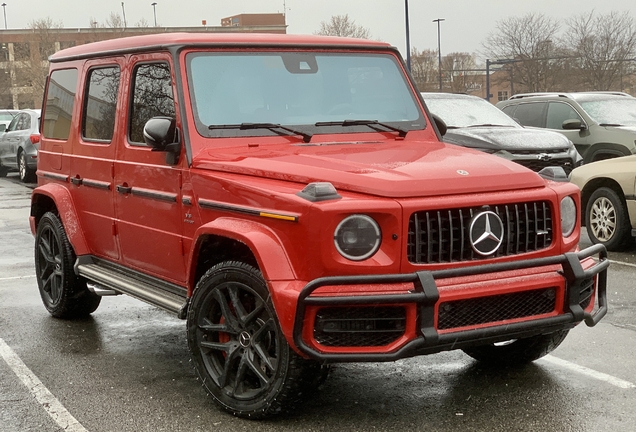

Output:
xmin=560 ymin=196 xmax=577 ymax=237
xmin=334 ymin=215 xmax=381 ymax=261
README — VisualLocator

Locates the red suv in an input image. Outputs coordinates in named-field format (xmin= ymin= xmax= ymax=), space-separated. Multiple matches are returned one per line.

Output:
xmin=30 ymin=33 xmax=608 ymax=418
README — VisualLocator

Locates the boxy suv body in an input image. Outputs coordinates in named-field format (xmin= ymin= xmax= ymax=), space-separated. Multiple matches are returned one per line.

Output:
xmin=497 ymin=92 xmax=636 ymax=164
xmin=30 ymin=33 xmax=608 ymax=418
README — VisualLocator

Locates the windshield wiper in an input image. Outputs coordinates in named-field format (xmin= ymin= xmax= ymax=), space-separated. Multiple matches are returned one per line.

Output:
xmin=598 ymin=123 xmax=623 ymax=127
xmin=315 ymin=119 xmax=408 ymax=138
xmin=208 ymin=123 xmax=312 ymax=143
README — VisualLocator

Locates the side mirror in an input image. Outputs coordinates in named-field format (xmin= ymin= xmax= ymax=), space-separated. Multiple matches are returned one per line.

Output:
xmin=0 ymin=124 xmax=6 ymax=133
xmin=562 ymin=118 xmax=586 ymax=131
xmin=143 ymin=116 xmax=181 ymax=165
xmin=431 ymin=114 xmax=447 ymax=137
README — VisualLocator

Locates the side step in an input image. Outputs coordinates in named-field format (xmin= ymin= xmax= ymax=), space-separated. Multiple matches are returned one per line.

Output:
xmin=75 ymin=256 xmax=188 ymax=319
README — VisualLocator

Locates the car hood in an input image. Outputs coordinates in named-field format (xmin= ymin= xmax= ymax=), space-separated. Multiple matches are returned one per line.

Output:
xmin=443 ymin=127 xmax=572 ymax=151
xmin=192 ymin=139 xmax=545 ymax=198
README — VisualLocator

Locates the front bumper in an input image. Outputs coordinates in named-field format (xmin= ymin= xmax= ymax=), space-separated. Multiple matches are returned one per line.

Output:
xmin=292 ymin=244 xmax=608 ymax=362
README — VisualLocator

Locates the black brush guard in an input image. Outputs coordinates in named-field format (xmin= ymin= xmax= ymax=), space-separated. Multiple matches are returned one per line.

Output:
xmin=292 ymin=244 xmax=609 ymax=362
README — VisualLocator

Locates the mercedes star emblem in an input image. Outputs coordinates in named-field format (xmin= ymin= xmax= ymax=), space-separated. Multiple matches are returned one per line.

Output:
xmin=469 ymin=211 xmax=504 ymax=256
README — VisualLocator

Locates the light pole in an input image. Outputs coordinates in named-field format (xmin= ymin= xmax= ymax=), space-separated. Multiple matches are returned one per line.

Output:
xmin=404 ymin=0 xmax=411 ymax=71
xmin=433 ymin=18 xmax=445 ymax=91
xmin=121 ymin=2 xmax=127 ymax=28
xmin=151 ymin=2 xmax=157 ymax=27
xmin=1 ymin=3 xmax=6 ymax=30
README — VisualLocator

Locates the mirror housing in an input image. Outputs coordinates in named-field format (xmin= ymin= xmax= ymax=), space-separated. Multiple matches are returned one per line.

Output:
xmin=431 ymin=114 xmax=447 ymax=137
xmin=562 ymin=118 xmax=586 ymax=131
xmin=143 ymin=117 xmax=181 ymax=165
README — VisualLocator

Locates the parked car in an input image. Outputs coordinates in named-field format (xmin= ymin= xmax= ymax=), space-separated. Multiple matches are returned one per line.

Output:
xmin=30 ymin=33 xmax=608 ymax=419
xmin=423 ymin=92 xmax=581 ymax=173
xmin=570 ymin=156 xmax=636 ymax=250
xmin=0 ymin=109 xmax=18 ymax=131
xmin=497 ymin=92 xmax=636 ymax=164
xmin=0 ymin=109 xmax=41 ymax=182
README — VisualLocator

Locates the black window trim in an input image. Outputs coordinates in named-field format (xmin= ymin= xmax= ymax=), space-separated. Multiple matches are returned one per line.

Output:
xmin=80 ymin=64 xmax=122 ymax=145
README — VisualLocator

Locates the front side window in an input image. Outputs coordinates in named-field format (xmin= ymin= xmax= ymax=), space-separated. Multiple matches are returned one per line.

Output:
xmin=546 ymin=102 xmax=582 ymax=130
xmin=82 ymin=66 xmax=121 ymax=142
xmin=511 ymin=102 xmax=546 ymax=128
xmin=129 ymin=63 xmax=176 ymax=144
xmin=186 ymin=52 xmax=424 ymax=139
xmin=42 ymin=68 xmax=78 ymax=140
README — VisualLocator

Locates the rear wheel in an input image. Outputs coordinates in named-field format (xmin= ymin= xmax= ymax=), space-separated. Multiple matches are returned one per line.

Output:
xmin=461 ymin=330 xmax=569 ymax=367
xmin=187 ymin=261 xmax=323 ymax=419
xmin=18 ymin=150 xmax=36 ymax=183
xmin=585 ymin=187 xmax=631 ymax=251
xmin=34 ymin=212 xmax=101 ymax=318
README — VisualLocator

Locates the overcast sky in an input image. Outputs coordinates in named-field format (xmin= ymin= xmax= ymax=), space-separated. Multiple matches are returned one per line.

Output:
xmin=2 ymin=0 xmax=634 ymax=60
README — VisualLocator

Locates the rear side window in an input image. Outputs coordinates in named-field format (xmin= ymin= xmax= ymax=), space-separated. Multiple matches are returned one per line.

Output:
xmin=43 ymin=69 xmax=78 ymax=140
xmin=511 ymin=102 xmax=546 ymax=128
xmin=129 ymin=62 xmax=176 ymax=145
xmin=546 ymin=102 xmax=582 ymax=130
xmin=82 ymin=66 xmax=121 ymax=142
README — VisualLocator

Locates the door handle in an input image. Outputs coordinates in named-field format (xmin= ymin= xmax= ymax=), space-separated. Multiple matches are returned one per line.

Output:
xmin=116 ymin=184 xmax=132 ymax=194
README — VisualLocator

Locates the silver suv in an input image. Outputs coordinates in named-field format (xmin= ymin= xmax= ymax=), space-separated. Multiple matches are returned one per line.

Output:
xmin=497 ymin=92 xmax=636 ymax=164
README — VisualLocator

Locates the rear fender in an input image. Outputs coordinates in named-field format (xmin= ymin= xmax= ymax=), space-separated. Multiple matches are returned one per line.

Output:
xmin=30 ymin=184 xmax=89 ymax=256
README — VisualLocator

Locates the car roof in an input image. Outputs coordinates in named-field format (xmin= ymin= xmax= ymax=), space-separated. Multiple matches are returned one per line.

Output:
xmin=50 ymin=32 xmax=394 ymax=63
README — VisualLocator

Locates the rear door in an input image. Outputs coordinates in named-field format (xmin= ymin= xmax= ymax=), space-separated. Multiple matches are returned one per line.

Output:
xmin=113 ymin=55 xmax=186 ymax=284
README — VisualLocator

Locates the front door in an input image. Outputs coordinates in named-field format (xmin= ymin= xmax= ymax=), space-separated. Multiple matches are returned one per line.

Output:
xmin=114 ymin=56 xmax=186 ymax=284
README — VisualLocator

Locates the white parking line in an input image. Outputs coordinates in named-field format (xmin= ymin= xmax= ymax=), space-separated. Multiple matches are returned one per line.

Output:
xmin=541 ymin=355 xmax=636 ymax=389
xmin=608 ymin=259 xmax=636 ymax=269
xmin=0 ymin=275 xmax=35 ymax=281
xmin=0 ymin=338 xmax=88 ymax=432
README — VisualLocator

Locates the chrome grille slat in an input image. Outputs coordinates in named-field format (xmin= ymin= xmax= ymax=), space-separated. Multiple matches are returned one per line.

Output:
xmin=407 ymin=201 xmax=553 ymax=264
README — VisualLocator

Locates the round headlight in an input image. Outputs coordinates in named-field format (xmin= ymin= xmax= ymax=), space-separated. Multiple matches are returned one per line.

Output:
xmin=560 ymin=196 xmax=577 ymax=237
xmin=334 ymin=215 xmax=381 ymax=261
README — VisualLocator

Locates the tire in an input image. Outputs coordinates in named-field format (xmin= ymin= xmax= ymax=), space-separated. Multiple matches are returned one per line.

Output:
xmin=34 ymin=212 xmax=101 ymax=318
xmin=461 ymin=329 xmax=569 ymax=367
xmin=585 ymin=187 xmax=631 ymax=251
xmin=0 ymin=165 xmax=8 ymax=177
xmin=187 ymin=261 xmax=323 ymax=419
xmin=18 ymin=150 xmax=36 ymax=183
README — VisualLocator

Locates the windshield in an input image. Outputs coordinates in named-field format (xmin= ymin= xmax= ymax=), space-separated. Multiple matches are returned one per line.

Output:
xmin=579 ymin=98 xmax=636 ymax=126
xmin=186 ymin=52 xmax=424 ymax=139
xmin=424 ymin=95 xmax=519 ymax=128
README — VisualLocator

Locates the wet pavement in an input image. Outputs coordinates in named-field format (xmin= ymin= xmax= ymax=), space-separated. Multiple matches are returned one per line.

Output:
xmin=1 ymin=174 xmax=635 ymax=432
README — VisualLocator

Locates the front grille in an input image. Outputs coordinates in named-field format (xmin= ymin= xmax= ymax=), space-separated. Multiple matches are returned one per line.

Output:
xmin=437 ymin=288 xmax=557 ymax=330
xmin=578 ymin=278 xmax=594 ymax=309
xmin=407 ymin=201 xmax=552 ymax=264
xmin=314 ymin=306 xmax=406 ymax=347
xmin=515 ymin=158 xmax=574 ymax=174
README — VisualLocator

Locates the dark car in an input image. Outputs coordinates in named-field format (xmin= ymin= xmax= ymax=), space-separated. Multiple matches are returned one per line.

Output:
xmin=423 ymin=92 xmax=582 ymax=173
xmin=0 ymin=109 xmax=41 ymax=182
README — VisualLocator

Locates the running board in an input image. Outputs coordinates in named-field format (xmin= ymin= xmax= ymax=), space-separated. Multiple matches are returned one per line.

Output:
xmin=75 ymin=256 xmax=188 ymax=319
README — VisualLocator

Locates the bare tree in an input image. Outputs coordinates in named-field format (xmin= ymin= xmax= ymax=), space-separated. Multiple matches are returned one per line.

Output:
xmin=483 ymin=13 xmax=563 ymax=93
xmin=441 ymin=52 xmax=482 ymax=94
xmin=315 ymin=15 xmax=371 ymax=39
xmin=105 ymin=12 xmax=125 ymax=29
xmin=564 ymin=11 xmax=636 ymax=91
xmin=410 ymin=48 xmax=438 ymax=92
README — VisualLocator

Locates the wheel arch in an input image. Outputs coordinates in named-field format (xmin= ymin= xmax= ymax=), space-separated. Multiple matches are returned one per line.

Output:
xmin=187 ymin=217 xmax=296 ymax=296
xmin=30 ymin=184 xmax=90 ymax=255
xmin=584 ymin=142 xmax=632 ymax=164
xmin=580 ymin=178 xmax=628 ymax=225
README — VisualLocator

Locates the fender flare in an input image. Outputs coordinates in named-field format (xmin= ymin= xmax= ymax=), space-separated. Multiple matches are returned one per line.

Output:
xmin=31 ymin=184 xmax=90 ymax=256
xmin=584 ymin=142 xmax=632 ymax=164
xmin=187 ymin=217 xmax=297 ymax=290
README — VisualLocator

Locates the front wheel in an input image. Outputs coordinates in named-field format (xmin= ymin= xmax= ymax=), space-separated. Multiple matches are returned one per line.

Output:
xmin=461 ymin=330 xmax=569 ymax=367
xmin=187 ymin=261 xmax=323 ymax=419
xmin=34 ymin=212 xmax=101 ymax=318
xmin=585 ymin=187 xmax=631 ymax=251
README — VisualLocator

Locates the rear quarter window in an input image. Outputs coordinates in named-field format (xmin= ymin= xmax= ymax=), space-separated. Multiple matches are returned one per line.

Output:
xmin=43 ymin=69 xmax=78 ymax=140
